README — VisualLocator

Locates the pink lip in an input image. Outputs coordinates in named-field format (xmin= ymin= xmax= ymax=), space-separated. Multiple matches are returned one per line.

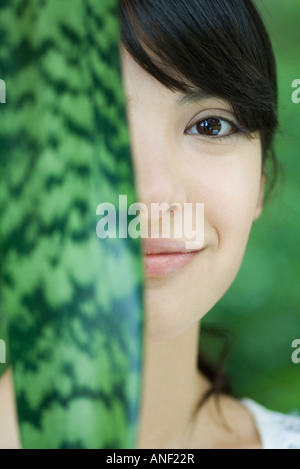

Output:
xmin=142 ymin=238 xmax=202 ymax=255
xmin=144 ymin=251 xmax=199 ymax=276
xmin=142 ymin=238 xmax=204 ymax=276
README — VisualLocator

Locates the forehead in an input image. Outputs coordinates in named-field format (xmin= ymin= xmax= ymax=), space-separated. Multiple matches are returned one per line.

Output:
xmin=121 ymin=49 xmax=164 ymax=97
xmin=121 ymin=49 xmax=231 ymax=112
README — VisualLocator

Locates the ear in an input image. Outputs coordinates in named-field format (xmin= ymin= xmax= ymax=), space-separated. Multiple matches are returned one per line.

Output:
xmin=254 ymin=173 xmax=266 ymax=221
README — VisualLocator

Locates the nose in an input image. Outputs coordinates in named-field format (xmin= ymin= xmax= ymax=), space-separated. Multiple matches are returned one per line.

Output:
xmin=129 ymin=124 xmax=187 ymax=236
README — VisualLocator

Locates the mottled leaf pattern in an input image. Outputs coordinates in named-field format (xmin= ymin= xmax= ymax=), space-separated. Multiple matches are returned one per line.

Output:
xmin=0 ymin=0 xmax=144 ymax=449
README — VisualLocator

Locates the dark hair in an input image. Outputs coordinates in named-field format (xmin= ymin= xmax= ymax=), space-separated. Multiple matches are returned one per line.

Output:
xmin=120 ymin=0 xmax=279 ymax=409
xmin=120 ymin=0 xmax=279 ymax=197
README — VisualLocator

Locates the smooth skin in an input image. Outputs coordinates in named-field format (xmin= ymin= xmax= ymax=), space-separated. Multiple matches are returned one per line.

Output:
xmin=0 ymin=49 xmax=265 ymax=449
xmin=122 ymin=49 xmax=264 ymax=449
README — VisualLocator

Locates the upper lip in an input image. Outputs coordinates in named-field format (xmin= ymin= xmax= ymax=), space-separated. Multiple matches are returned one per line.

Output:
xmin=142 ymin=238 xmax=202 ymax=255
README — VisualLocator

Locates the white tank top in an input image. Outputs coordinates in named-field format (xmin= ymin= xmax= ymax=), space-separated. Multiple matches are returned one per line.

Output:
xmin=241 ymin=398 xmax=300 ymax=449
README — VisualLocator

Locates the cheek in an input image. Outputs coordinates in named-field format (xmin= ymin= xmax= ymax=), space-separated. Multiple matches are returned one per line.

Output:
xmin=186 ymin=141 xmax=262 ymax=281
xmin=145 ymin=141 xmax=263 ymax=342
xmin=191 ymin=143 xmax=262 ymax=240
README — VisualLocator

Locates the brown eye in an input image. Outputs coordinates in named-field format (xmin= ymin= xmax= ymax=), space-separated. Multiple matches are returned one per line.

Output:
xmin=197 ymin=118 xmax=222 ymax=136
xmin=186 ymin=117 xmax=238 ymax=138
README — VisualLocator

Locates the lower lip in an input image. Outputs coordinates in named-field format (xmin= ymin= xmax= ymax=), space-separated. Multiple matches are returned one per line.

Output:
xmin=144 ymin=252 xmax=199 ymax=277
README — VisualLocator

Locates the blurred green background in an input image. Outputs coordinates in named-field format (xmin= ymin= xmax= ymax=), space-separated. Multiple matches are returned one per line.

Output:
xmin=202 ymin=0 xmax=300 ymax=413
xmin=0 ymin=0 xmax=298 ymax=420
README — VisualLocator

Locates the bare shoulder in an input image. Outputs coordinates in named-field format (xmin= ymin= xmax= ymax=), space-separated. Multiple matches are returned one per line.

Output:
xmin=0 ymin=367 xmax=21 ymax=449
xmin=191 ymin=393 xmax=262 ymax=449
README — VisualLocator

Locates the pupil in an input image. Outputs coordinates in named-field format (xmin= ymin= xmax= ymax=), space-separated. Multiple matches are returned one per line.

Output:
xmin=198 ymin=118 xmax=221 ymax=136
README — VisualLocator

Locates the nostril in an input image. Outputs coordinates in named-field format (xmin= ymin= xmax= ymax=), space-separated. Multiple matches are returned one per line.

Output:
xmin=169 ymin=202 xmax=181 ymax=212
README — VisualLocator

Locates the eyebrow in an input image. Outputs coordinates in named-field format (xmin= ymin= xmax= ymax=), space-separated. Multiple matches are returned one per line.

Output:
xmin=176 ymin=89 xmax=212 ymax=106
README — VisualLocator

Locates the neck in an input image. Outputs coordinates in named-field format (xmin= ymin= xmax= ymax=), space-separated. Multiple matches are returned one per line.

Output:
xmin=136 ymin=322 xmax=210 ymax=449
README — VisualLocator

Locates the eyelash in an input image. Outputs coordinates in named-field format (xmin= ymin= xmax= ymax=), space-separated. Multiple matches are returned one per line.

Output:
xmin=185 ymin=116 xmax=247 ymax=142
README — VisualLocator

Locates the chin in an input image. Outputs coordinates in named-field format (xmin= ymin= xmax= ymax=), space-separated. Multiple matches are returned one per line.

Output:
xmin=144 ymin=299 xmax=204 ymax=343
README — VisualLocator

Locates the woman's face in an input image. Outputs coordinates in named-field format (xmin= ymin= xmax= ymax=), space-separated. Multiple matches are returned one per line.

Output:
xmin=122 ymin=49 xmax=264 ymax=342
